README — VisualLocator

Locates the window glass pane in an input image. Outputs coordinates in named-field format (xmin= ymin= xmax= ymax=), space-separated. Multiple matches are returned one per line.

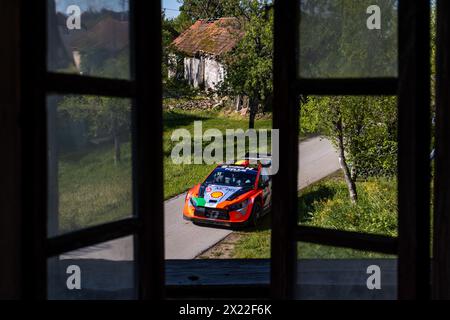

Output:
xmin=163 ymin=112 xmax=273 ymax=261
xmin=47 ymin=0 xmax=130 ymax=79
xmin=297 ymin=242 xmax=397 ymax=300
xmin=299 ymin=0 xmax=398 ymax=78
xmin=162 ymin=1 xmax=274 ymax=289
xmin=47 ymin=95 xmax=132 ymax=236
xmin=298 ymin=96 xmax=398 ymax=238
xmin=48 ymin=236 xmax=135 ymax=299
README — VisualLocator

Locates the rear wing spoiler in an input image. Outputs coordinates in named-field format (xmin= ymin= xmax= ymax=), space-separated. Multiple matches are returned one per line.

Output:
xmin=243 ymin=152 xmax=272 ymax=167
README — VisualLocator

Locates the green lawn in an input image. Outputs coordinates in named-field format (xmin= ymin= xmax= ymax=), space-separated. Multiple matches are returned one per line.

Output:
xmin=163 ymin=109 xmax=272 ymax=199
xmin=58 ymin=143 xmax=133 ymax=233
xmin=58 ymin=109 xmax=272 ymax=233
xmin=58 ymin=107 xmax=398 ymax=260
xmin=231 ymin=174 xmax=398 ymax=259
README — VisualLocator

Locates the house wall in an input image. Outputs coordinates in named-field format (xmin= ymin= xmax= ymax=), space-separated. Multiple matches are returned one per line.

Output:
xmin=184 ymin=56 xmax=203 ymax=88
xmin=168 ymin=53 xmax=177 ymax=79
xmin=180 ymin=55 xmax=226 ymax=91
xmin=203 ymin=56 xmax=225 ymax=91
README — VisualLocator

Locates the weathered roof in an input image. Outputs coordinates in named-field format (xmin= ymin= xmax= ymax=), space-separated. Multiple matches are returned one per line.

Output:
xmin=171 ymin=17 xmax=245 ymax=57
xmin=68 ymin=16 xmax=129 ymax=52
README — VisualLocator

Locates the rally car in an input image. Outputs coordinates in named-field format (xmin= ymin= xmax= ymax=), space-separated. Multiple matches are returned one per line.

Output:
xmin=183 ymin=157 xmax=272 ymax=227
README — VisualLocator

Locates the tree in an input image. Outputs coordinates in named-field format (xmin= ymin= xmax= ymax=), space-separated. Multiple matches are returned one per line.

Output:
xmin=299 ymin=0 xmax=398 ymax=202
xmin=59 ymin=49 xmax=130 ymax=165
xmin=162 ymin=10 xmax=193 ymax=82
xmin=299 ymin=0 xmax=397 ymax=78
xmin=301 ymin=96 xmax=397 ymax=203
xmin=59 ymin=95 xmax=130 ymax=165
xmin=220 ymin=0 xmax=273 ymax=129
xmin=179 ymin=0 xmax=242 ymax=20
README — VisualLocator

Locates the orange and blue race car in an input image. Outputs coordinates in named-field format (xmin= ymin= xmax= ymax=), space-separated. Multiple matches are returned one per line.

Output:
xmin=183 ymin=157 xmax=272 ymax=227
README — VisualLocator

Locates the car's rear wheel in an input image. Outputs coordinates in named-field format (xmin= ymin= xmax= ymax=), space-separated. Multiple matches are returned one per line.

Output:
xmin=249 ymin=200 xmax=262 ymax=227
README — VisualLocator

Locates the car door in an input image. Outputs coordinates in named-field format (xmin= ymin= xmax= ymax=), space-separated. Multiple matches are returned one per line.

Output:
xmin=259 ymin=169 xmax=272 ymax=209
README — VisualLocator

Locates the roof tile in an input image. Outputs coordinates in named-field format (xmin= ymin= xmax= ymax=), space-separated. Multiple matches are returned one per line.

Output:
xmin=171 ymin=17 xmax=245 ymax=56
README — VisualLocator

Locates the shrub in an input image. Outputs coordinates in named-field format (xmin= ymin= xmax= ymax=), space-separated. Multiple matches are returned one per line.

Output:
xmin=299 ymin=176 xmax=397 ymax=237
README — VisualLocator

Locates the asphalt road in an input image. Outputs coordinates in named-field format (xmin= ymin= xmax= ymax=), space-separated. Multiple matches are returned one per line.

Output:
xmin=62 ymin=136 xmax=340 ymax=261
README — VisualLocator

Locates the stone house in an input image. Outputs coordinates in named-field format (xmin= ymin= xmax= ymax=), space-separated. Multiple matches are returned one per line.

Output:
xmin=170 ymin=17 xmax=245 ymax=91
xmin=50 ymin=12 xmax=129 ymax=74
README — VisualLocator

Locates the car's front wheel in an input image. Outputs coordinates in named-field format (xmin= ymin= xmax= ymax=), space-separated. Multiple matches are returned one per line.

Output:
xmin=248 ymin=200 xmax=262 ymax=227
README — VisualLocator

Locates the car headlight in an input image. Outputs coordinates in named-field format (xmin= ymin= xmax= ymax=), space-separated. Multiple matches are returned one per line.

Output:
xmin=189 ymin=196 xmax=196 ymax=207
xmin=228 ymin=199 xmax=249 ymax=211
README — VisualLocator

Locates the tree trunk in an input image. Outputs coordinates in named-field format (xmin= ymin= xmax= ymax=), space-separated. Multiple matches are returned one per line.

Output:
xmin=114 ymin=134 xmax=121 ymax=165
xmin=249 ymin=99 xmax=257 ymax=129
xmin=112 ymin=116 xmax=121 ymax=165
xmin=235 ymin=95 xmax=242 ymax=112
xmin=350 ymin=122 xmax=363 ymax=181
xmin=336 ymin=118 xmax=358 ymax=203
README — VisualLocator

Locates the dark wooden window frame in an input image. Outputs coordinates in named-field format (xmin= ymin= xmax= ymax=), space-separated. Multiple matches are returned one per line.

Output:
xmin=433 ymin=0 xmax=450 ymax=300
xmin=21 ymin=0 xmax=164 ymax=299
xmin=14 ymin=0 xmax=447 ymax=300
xmin=271 ymin=0 xmax=432 ymax=300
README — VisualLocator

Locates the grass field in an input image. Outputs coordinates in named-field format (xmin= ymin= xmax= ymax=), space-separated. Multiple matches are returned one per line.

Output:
xmin=230 ymin=174 xmax=398 ymax=259
xmin=58 ymin=143 xmax=133 ymax=233
xmin=58 ymin=106 xmax=397 ymax=260
xmin=58 ymin=109 xmax=272 ymax=233
xmin=163 ymin=109 xmax=272 ymax=199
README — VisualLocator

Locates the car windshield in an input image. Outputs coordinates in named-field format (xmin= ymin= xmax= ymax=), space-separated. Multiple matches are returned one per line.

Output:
xmin=204 ymin=166 xmax=257 ymax=187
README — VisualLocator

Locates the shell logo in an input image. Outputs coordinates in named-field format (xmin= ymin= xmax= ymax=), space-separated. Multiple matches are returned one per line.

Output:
xmin=210 ymin=191 xmax=224 ymax=199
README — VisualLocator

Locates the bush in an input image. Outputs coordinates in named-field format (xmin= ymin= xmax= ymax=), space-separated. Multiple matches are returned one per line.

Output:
xmin=163 ymin=77 xmax=201 ymax=99
xmin=232 ymin=175 xmax=398 ymax=259
xmin=299 ymin=176 xmax=397 ymax=237
xmin=301 ymin=95 xmax=398 ymax=181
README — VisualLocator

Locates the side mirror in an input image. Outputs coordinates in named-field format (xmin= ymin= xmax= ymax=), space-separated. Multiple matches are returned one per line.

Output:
xmin=259 ymin=179 xmax=268 ymax=188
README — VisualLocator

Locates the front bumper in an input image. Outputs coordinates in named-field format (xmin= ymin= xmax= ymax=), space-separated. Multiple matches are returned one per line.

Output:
xmin=183 ymin=214 xmax=250 ymax=227
xmin=183 ymin=203 xmax=252 ymax=227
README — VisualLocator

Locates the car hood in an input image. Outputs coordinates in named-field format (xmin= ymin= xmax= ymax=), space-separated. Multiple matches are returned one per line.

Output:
xmin=198 ymin=185 xmax=243 ymax=208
